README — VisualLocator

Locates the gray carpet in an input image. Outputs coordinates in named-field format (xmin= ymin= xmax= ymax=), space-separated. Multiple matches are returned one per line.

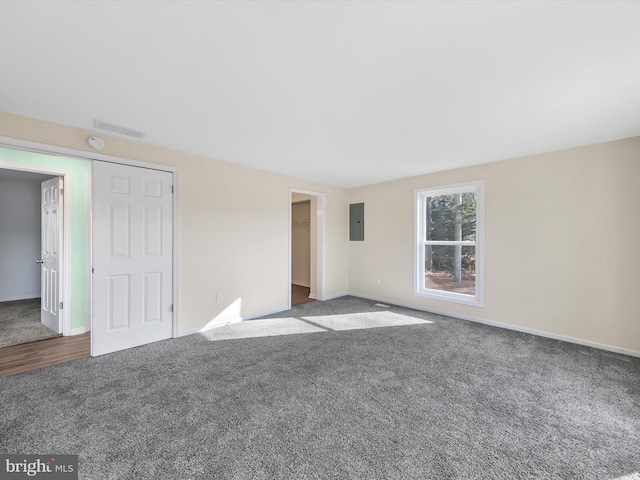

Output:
xmin=1 ymin=296 xmax=639 ymax=479
xmin=0 ymin=298 xmax=60 ymax=348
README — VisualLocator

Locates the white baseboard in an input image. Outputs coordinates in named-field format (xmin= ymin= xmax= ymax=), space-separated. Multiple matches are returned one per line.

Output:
xmin=308 ymin=293 xmax=317 ymax=300
xmin=69 ymin=326 xmax=87 ymax=336
xmin=177 ymin=305 xmax=290 ymax=338
xmin=0 ymin=294 xmax=40 ymax=302
xmin=348 ymin=292 xmax=640 ymax=358
xmin=292 ymin=281 xmax=311 ymax=288
xmin=321 ymin=292 xmax=349 ymax=301
xmin=242 ymin=306 xmax=289 ymax=321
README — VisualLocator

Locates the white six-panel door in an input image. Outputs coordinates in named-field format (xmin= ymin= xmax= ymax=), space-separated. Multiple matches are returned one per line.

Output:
xmin=41 ymin=177 xmax=63 ymax=333
xmin=92 ymin=161 xmax=173 ymax=356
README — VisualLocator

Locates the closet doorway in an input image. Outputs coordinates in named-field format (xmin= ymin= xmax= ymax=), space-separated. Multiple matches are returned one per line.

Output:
xmin=289 ymin=189 xmax=326 ymax=308
xmin=0 ymin=167 xmax=65 ymax=349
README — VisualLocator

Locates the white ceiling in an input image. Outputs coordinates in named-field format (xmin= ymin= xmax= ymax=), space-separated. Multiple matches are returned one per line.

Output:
xmin=1 ymin=1 xmax=639 ymax=187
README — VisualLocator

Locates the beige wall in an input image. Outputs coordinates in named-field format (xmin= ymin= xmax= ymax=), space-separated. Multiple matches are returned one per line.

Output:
xmin=349 ymin=137 xmax=640 ymax=354
xmin=3 ymin=110 xmax=638 ymax=354
xmin=0 ymin=111 xmax=350 ymax=333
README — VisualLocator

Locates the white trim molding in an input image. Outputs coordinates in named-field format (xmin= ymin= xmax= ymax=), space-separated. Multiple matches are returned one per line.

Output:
xmin=414 ymin=180 xmax=485 ymax=307
xmin=0 ymin=135 xmax=180 ymax=350
xmin=70 ymin=326 xmax=88 ymax=336
xmin=0 ymin=136 xmax=176 ymax=173
xmin=289 ymin=188 xmax=327 ymax=308
xmin=348 ymin=292 xmax=640 ymax=358
xmin=0 ymin=158 xmax=74 ymax=337
xmin=177 ymin=305 xmax=290 ymax=338
xmin=322 ymin=292 xmax=349 ymax=301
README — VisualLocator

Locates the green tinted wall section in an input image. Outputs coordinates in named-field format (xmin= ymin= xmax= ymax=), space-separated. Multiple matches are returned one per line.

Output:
xmin=0 ymin=146 xmax=90 ymax=330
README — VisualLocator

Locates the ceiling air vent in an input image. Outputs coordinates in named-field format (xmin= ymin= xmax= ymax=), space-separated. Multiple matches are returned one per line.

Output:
xmin=93 ymin=119 xmax=145 ymax=139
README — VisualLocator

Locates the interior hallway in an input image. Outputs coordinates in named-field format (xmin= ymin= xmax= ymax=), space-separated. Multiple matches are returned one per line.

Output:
xmin=292 ymin=284 xmax=315 ymax=307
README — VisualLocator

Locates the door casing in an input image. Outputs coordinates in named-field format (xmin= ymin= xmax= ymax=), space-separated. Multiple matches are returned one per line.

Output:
xmin=0 ymin=137 xmax=179 ymax=354
xmin=289 ymin=188 xmax=326 ymax=308
xmin=0 ymin=159 xmax=73 ymax=336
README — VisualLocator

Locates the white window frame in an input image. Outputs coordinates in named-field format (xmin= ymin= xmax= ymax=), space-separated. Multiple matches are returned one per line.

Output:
xmin=414 ymin=180 xmax=485 ymax=307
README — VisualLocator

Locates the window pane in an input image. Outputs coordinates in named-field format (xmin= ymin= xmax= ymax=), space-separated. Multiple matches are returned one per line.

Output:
xmin=425 ymin=192 xmax=477 ymax=241
xmin=424 ymin=245 xmax=475 ymax=295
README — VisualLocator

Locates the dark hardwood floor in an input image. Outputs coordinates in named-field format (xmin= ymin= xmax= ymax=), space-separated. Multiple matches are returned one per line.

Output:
xmin=292 ymin=284 xmax=315 ymax=306
xmin=0 ymin=333 xmax=91 ymax=378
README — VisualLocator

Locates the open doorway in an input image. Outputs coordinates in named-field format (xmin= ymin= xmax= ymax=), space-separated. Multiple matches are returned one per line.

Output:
xmin=291 ymin=195 xmax=314 ymax=306
xmin=289 ymin=189 xmax=326 ymax=308
xmin=0 ymin=168 xmax=62 ymax=348
xmin=0 ymin=142 xmax=178 ymax=365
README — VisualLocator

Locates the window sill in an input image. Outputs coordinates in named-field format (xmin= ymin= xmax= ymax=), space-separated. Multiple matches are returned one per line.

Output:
xmin=414 ymin=289 xmax=484 ymax=307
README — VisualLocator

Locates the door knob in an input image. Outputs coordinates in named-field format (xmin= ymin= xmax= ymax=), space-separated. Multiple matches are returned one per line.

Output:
xmin=36 ymin=259 xmax=44 ymax=264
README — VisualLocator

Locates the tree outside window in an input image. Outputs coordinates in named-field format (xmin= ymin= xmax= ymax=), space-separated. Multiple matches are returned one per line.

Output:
xmin=415 ymin=181 xmax=484 ymax=306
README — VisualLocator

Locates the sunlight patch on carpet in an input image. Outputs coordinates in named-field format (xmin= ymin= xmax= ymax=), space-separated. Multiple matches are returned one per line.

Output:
xmin=303 ymin=311 xmax=432 ymax=331
xmin=611 ymin=473 xmax=640 ymax=480
xmin=199 ymin=317 xmax=326 ymax=341
xmin=199 ymin=310 xmax=432 ymax=342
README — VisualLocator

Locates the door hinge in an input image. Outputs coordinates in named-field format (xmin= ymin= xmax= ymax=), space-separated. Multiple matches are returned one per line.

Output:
xmin=92 ymin=266 xmax=94 ymax=274
xmin=59 ymin=301 xmax=63 ymax=310
xmin=171 ymin=185 xmax=174 ymax=194
xmin=169 ymin=304 xmax=174 ymax=313
xmin=60 ymin=188 xmax=64 ymax=195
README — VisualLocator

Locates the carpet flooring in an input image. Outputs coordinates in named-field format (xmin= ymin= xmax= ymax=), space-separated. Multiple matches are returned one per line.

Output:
xmin=1 ymin=296 xmax=639 ymax=479
xmin=0 ymin=298 xmax=60 ymax=349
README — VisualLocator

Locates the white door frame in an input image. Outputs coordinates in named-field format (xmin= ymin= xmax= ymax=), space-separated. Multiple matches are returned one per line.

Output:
xmin=0 ymin=160 xmax=72 ymax=336
xmin=0 ymin=136 xmax=180 ymax=347
xmin=289 ymin=188 xmax=326 ymax=308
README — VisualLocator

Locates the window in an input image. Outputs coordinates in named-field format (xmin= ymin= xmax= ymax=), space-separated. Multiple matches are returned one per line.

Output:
xmin=415 ymin=181 xmax=484 ymax=306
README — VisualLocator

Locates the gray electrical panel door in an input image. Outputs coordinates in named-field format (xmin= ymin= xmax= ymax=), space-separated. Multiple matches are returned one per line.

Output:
xmin=349 ymin=203 xmax=364 ymax=241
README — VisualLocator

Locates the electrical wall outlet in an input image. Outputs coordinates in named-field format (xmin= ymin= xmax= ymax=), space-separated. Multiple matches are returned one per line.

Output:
xmin=376 ymin=279 xmax=381 ymax=285
xmin=216 ymin=293 xmax=222 ymax=303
